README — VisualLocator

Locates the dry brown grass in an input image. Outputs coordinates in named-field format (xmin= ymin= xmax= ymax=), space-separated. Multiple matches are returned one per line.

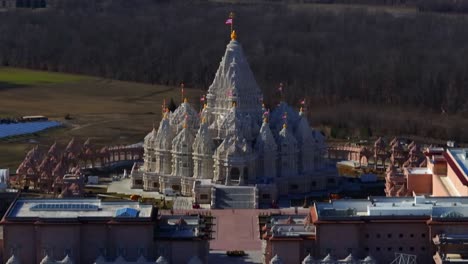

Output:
xmin=0 ymin=70 xmax=203 ymax=170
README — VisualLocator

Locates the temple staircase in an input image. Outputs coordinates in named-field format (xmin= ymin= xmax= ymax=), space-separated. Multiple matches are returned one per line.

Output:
xmin=213 ymin=185 xmax=257 ymax=209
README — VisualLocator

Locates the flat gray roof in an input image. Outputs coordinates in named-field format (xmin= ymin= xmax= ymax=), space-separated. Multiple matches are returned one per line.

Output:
xmin=6 ymin=198 xmax=153 ymax=220
xmin=316 ymin=196 xmax=468 ymax=220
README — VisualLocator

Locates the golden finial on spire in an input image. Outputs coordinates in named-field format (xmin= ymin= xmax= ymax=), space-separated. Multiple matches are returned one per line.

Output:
xmin=283 ymin=123 xmax=287 ymax=129
xmin=263 ymin=117 xmax=268 ymax=124
xmin=231 ymin=30 xmax=237 ymax=41
xmin=202 ymin=117 xmax=206 ymax=124
xmin=300 ymin=107 xmax=303 ymax=113
xmin=184 ymin=97 xmax=188 ymax=103
xmin=203 ymin=103 xmax=207 ymax=109
xmin=232 ymin=101 xmax=237 ymax=107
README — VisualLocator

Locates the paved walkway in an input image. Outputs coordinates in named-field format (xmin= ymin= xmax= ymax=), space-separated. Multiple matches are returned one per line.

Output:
xmin=210 ymin=209 xmax=262 ymax=251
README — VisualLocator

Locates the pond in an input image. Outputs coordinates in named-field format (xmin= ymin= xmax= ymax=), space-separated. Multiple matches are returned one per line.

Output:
xmin=0 ymin=121 xmax=61 ymax=138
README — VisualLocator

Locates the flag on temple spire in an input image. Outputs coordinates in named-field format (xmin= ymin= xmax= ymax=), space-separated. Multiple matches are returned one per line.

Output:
xmin=225 ymin=18 xmax=233 ymax=25
xmin=300 ymin=98 xmax=306 ymax=105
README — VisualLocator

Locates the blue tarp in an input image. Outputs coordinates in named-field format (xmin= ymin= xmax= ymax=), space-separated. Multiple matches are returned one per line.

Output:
xmin=115 ymin=207 xmax=140 ymax=218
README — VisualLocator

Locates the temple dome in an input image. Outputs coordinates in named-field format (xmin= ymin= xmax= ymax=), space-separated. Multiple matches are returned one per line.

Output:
xmin=277 ymin=124 xmax=297 ymax=152
xmin=144 ymin=127 xmax=157 ymax=146
xmin=172 ymin=126 xmax=196 ymax=154
xmin=226 ymin=136 xmax=252 ymax=158
xmin=193 ymin=121 xmax=215 ymax=155
xmin=255 ymin=119 xmax=277 ymax=153
xmin=270 ymin=102 xmax=301 ymax=133
xmin=207 ymin=40 xmax=262 ymax=108
xmin=295 ymin=112 xmax=315 ymax=147
xmin=219 ymin=105 xmax=256 ymax=140
xmin=153 ymin=117 xmax=174 ymax=151
xmin=169 ymin=100 xmax=199 ymax=133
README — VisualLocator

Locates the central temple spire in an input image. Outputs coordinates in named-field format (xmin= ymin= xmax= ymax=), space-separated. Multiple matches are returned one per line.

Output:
xmin=204 ymin=16 xmax=263 ymax=140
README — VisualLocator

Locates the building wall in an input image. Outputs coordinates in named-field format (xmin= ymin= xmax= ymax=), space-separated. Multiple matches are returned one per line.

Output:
xmin=316 ymin=223 xmax=361 ymax=258
xmin=107 ymin=224 xmax=155 ymax=260
xmin=447 ymin=165 xmax=468 ymax=196
xmin=361 ymin=222 xmax=431 ymax=263
xmin=35 ymin=224 xmax=81 ymax=262
xmin=3 ymin=224 xmax=36 ymax=263
xmin=80 ymin=224 xmax=109 ymax=264
xmin=270 ymin=240 xmax=303 ymax=264
xmin=3 ymin=222 xmax=156 ymax=263
xmin=315 ymin=221 xmax=432 ymax=263
xmin=407 ymin=173 xmax=432 ymax=194
xmin=432 ymin=174 xmax=451 ymax=196
xmin=158 ymin=240 xmax=209 ymax=264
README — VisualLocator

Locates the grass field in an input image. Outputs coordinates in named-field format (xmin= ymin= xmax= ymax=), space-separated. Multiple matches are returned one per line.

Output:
xmin=0 ymin=67 xmax=203 ymax=170
xmin=0 ymin=68 xmax=87 ymax=86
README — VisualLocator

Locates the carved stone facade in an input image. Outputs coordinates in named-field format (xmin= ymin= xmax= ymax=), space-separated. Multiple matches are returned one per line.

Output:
xmin=132 ymin=35 xmax=329 ymax=206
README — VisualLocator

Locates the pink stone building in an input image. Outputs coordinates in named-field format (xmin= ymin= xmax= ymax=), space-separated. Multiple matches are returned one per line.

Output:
xmin=386 ymin=148 xmax=468 ymax=198
xmin=261 ymin=196 xmax=468 ymax=264
xmin=1 ymin=198 xmax=210 ymax=264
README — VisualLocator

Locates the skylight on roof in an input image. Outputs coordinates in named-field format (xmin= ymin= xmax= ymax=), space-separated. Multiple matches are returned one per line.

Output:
xmin=30 ymin=203 xmax=99 ymax=211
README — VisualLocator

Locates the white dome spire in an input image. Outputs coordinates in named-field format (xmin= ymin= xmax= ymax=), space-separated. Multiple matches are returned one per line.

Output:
xmin=270 ymin=102 xmax=300 ymax=133
xmin=154 ymin=116 xmax=174 ymax=151
xmin=172 ymin=126 xmax=196 ymax=153
xmin=205 ymin=38 xmax=263 ymax=137
xmin=170 ymin=99 xmax=199 ymax=133
xmin=295 ymin=110 xmax=314 ymax=147
xmin=255 ymin=118 xmax=277 ymax=153
xmin=193 ymin=120 xmax=215 ymax=155
xmin=208 ymin=39 xmax=262 ymax=100
xmin=144 ymin=126 xmax=157 ymax=146
xmin=278 ymin=123 xmax=297 ymax=150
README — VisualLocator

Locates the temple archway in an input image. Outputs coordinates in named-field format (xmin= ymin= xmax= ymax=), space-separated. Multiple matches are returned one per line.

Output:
xmin=230 ymin=167 xmax=240 ymax=182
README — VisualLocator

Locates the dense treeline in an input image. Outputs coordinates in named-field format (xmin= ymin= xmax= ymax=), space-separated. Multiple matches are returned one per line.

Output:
xmin=1 ymin=1 xmax=468 ymax=141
